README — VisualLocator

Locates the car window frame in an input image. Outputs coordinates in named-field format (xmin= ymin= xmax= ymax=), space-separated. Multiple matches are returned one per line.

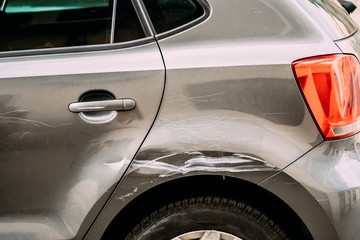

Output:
xmin=0 ymin=0 xmax=210 ymax=58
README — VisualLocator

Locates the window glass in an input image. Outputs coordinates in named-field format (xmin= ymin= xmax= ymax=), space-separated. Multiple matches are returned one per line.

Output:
xmin=3 ymin=0 xmax=109 ymax=13
xmin=114 ymin=0 xmax=146 ymax=42
xmin=143 ymin=0 xmax=204 ymax=33
xmin=0 ymin=0 xmax=112 ymax=51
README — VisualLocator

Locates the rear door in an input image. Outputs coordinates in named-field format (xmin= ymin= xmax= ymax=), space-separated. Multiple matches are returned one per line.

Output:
xmin=0 ymin=0 xmax=164 ymax=239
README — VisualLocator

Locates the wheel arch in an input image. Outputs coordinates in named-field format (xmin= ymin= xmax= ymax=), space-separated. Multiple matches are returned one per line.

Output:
xmin=100 ymin=174 xmax=314 ymax=240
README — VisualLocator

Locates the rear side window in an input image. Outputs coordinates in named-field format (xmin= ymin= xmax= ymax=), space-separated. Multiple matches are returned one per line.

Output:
xmin=0 ymin=0 xmax=145 ymax=52
xmin=143 ymin=0 xmax=204 ymax=33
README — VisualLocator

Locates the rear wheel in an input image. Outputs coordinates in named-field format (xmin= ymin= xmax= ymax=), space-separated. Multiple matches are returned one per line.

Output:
xmin=124 ymin=196 xmax=289 ymax=240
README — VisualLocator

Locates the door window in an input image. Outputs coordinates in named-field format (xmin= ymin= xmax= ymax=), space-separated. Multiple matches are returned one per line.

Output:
xmin=3 ymin=0 xmax=109 ymax=13
xmin=0 ymin=0 xmax=145 ymax=52
xmin=0 ymin=0 xmax=206 ymax=52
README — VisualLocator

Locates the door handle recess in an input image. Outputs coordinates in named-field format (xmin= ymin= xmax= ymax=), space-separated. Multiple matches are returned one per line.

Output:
xmin=69 ymin=99 xmax=136 ymax=113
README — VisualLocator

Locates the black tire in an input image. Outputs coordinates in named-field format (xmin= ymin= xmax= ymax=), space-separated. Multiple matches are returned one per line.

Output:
xmin=124 ymin=196 xmax=289 ymax=240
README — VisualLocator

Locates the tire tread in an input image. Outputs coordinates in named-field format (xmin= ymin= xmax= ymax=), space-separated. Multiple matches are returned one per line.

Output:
xmin=125 ymin=196 xmax=289 ymax=240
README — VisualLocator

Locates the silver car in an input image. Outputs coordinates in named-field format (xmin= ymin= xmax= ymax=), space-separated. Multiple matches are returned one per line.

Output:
xmin=1 ymin=0 xmax=360 ymax=239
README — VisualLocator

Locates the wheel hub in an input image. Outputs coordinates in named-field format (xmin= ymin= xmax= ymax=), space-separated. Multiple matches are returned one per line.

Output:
xmin=171 ymin=230 xmax=243 ymax=240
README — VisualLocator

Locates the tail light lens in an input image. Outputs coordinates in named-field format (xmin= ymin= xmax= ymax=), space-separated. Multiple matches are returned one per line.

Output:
xmin=292 ymin=54 xmax=360 ymax=140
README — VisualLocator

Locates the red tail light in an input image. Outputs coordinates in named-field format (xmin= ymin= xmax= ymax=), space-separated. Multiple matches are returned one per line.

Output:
xmin=292 ymin=54 xmax=360 ymax=140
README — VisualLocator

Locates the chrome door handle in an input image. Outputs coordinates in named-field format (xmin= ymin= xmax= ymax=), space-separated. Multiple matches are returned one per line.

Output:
xmin=69 ymin=99 xmax=136 ymax=113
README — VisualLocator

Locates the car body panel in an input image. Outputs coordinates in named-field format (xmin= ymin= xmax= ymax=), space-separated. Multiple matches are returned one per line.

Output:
xmin=262 ymin=10 xmax=360 ymax=240
xmin=282 ymin=133 xmax=360 ymax=240
xmin=1 ymin=0 xmax=360 ymax=239
xmin=0 ymin=42 xmax=165 ymax=239
xmin=275 ymin=27 xmax=360 ymax=240
xmin=151 ymin=0 xmax=340 ymax=170
xmin=259 ymin=171 xmax=339 ymax=240
xmin=298 ymin=0 xmax=357 ymax=40
xmin=86 ymin=0 xmax=352 ymax=239
xmin=85 ymin=152 xmax=280 ymax=239
xmin=335 ymin=28 xmax=360 ymax=59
